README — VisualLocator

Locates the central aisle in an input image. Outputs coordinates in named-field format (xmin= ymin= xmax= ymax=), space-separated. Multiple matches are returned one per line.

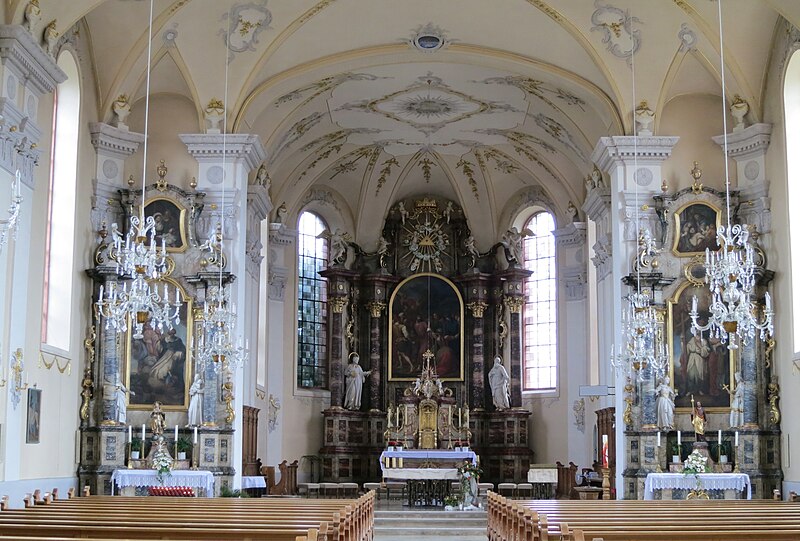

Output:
xmin=373 ymin=508 xmax=487 ymax=540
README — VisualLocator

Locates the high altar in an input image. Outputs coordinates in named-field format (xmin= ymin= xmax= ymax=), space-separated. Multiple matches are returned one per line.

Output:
xmin=320 ymin=196 xmax=532 ymax=484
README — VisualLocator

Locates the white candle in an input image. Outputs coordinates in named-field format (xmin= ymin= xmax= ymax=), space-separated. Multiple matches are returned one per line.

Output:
xmin=174 ymin=425 xmax=178 ymax=442
xmin=718 ymin=430 xmax=722 ymax=445
xmin=656 ymin=431 xmax=661 ymax=448
xmin=458 ymin=407 xmax=462 ymax=427
xmin=193 ymin=426 xmax=198 ymax=444
xmin=128 ymin=425 xmax=132 ymax=443
xmin=142 ymin=424 xmax=146 ymax=444
xmin=677 ymin=430 xmax=681 ymax=446
xmin=735 ymin=431 xmax=739 ymax=447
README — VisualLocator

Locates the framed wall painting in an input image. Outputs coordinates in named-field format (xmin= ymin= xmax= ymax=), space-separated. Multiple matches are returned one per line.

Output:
xmin=143 ymin=197 xmax=188 ymax=252
xmin=26 ymin=388 xmax=41 ymax=444
xmin=125 ymin=278 xmax=192 ymax=410
xmin=388 ymin=273 xmax=464 ymax=381
xmin=672 ymin=201 xmax=721 ymax=256
xmin=667 ymin=281 xmax=734 ymax=412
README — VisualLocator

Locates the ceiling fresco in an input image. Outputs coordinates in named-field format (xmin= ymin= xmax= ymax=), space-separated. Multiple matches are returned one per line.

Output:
xmin=16 ymin=0 xmax=796 ymax=245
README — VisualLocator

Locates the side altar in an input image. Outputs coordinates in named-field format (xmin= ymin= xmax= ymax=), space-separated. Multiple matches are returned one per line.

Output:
xmin=319 ymin=196 xmax=533 ymax=485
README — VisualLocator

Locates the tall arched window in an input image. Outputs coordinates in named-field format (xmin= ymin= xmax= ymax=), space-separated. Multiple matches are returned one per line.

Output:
xmin=41 ymin=51 xmax=80 ymax=352
xmin=522 ymin=211 xmax=557 ymax=391
xmin=785 ymin=50 xmax=800 ymax=355
xmin=297 ymin=211 xmax=329 ymax=388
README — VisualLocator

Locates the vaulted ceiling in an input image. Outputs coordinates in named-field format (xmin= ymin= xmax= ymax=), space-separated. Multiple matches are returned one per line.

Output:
xmin=8 ymin=0 xmax=797 ymax=248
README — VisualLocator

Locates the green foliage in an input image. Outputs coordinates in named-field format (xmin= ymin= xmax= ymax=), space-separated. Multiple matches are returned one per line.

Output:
xmin=176 ymin=437 xmax=193 ymax=453
xmin=443 ymin=494 xmax=461 ymax=507
xmin=220 ymin=486 xmax=250 ymax=498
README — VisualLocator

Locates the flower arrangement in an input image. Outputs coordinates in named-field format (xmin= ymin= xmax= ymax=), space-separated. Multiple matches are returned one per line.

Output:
xmin=152 ymin=448 xmax=173 ymax=483
xmin=457 ymin=460 xmax=483 ymax=509
xmin=683 ymin=449 xmax=710 ymax=474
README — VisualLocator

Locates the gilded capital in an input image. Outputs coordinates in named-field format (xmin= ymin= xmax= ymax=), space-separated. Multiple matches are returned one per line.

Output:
xmin=503 ymin=296 xmax=524 ymax=314
xmin=329 ymin=297 xmax=348 ymax=313
xmin=466 ymin=300 xmax=488 ymax=318
xmin=367 ymin=301 xmax=386 ymax=318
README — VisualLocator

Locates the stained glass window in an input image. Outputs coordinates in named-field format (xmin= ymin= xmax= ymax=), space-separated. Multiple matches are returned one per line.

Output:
xmin=297 ymin=211 xmax=329 ymax=388
xmin=522 ymin=212 xmax=557 ymax=390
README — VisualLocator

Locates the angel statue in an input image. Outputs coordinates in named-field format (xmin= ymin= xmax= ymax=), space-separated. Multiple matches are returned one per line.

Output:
xmin=500 ymin=227 xmax=533 ymax=266
xmin=376 ymin=236 xmax=390 ymax=269
xmin=464 ymin=234 xmax=479 ymax=269
xmin=317 ymin=228 xmax=352 ymax=266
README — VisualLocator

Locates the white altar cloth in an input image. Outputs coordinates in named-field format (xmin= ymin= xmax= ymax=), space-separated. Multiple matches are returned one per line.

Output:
xmin=241 ymin=476 xmax=267 ymax=489
xmin=111 ymin=469 xmax=215 ymax=496
xmin=379 ymin=449 xmax=477 ymax=474
xmin=644 ymin=473 xmax=751 ymax=500
xmin=382 ymin=468 xmax=459 ymax=480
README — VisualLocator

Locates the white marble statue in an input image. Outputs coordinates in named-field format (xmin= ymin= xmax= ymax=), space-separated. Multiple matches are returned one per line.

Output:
xmin=328 ymin=228 xmax=351 ymax=266
xmin=344 ymin=353 xmax=372 ymax=410
xmin=727 ymin=371 xmax=744 ymax=428
xmin=114 ymin=378 xmax=134 ymax=425
xmin=187 ymin=374 xmax=204 ymax=427
xmin=23 ymin=0 xmax=42 ymax=34
xmin=488 ymin=356 xmax=510 ymax=410
xmin=500 ymin=227 xmax=532 ymax=266
xmin=112 ymin=95 xmax=131 ymax=128
xmin=654 ymin=376 xmax=676 ymax=430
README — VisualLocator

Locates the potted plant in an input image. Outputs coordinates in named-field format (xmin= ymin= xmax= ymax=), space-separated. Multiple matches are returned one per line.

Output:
xmin=176 ymin=437 xmax=192 ymax=460
xmin=443 ymin=494 xmax=460 ymax=511
xmin=130 ymin=437 xmax=142 ymax=460
xmin=671 ymin=442 xmax=681 ymax=464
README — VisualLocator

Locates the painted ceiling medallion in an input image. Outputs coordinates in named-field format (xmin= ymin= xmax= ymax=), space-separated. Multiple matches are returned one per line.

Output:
xmin=374 ymin=84 xmax=484 ymax=132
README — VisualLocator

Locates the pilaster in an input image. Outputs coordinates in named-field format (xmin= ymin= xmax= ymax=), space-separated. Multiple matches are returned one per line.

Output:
xmin=89 ymin=122 xmax=145 ymax=231
xmin=181 ymin=133 xmax=265 ymax=488
xmin=591 ymin=135 xmax=679 ymax=496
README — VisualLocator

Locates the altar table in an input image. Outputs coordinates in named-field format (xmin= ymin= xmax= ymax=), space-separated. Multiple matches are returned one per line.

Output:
xmin=379 ymin=449 xmax=477 ymax=474
xmin=241 ymin=475 xmax=267 ymax=489
xmin=382 ymin=468 xmax=459 ymax=506
xmin=644 ymin=472 xmax=751 ymax=500
xmin=111 ymin=469 xmax=215 ymax=497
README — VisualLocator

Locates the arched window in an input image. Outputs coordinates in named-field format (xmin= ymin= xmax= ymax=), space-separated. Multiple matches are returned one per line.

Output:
xmin=785 ymin=50 xmax=800 ymax=355
xmin=41 ymin=51 xmax=80 ymax=352
xmin=522 ymin=211 xmax=557 ymax=391
xmin=297 ymin=211 xmax=329 ymax=388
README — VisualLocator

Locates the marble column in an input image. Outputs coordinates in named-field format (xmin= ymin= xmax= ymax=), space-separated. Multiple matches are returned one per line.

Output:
xmin=320 ymin=269 xmax=356 ymax=409
xmin=740 ymin=339 xmax=758 ymax=428
xmin=459 ymin=273 xmax=490 ymax=410
xmin=367 ymin=301 xmax=384 ymax=411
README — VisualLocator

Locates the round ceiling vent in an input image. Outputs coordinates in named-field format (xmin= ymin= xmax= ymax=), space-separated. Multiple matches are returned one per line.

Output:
xmin=415 ymin=34 xmax=442 ymax=50
xmin=410 ymin=24 xmax=449 ymax=52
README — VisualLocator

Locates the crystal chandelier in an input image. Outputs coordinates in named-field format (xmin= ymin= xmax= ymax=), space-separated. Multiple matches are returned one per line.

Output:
xmin=95 ymin=0 xmax=183 ymax=339
xmin=195 ymin=285 xmax=247 ymax=373
xmin=611 ymin=290 xmax=669 ymax=382
xmin=690 ymin=0 xmax=774 ymax=350
xmin=0 ymin=170 xmax=23 ymax=254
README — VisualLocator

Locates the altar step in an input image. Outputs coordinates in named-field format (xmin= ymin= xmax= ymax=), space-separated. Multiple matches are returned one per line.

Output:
xmin=373 ymin=509 xmax=487 ymax=540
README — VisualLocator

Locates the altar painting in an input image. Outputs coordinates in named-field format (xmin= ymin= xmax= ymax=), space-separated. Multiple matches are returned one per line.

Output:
xmin=667 ymin=281 xmax=734 ymax=411
xmin=388 ymin=273 xmax=463 ymax=381
xmin=672 ymin=201 xmax=721 ymax=256
xmin=125 ymin=280 xmax=191 ymax=410
xmin=143 ymin=197 xmax=187 ymax=252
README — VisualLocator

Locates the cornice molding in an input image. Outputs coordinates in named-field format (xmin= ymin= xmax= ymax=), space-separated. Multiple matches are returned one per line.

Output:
xmin=0 ymin=25 xmax=66 ymax=95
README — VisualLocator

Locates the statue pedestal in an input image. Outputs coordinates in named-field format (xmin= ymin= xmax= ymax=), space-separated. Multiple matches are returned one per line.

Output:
xmin=692 ymin=441 xmax=715 ymax=466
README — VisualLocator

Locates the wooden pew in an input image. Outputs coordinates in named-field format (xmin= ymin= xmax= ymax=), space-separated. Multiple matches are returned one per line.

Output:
xmin=0 ymin=490 xmax=375 ymax=541
xmin=487 ymin=491 xmax=800 ymax=541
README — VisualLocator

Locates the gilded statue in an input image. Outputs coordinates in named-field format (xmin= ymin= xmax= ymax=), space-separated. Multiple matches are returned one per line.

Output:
xmin=768 ymin=380 xmax=780 ymax=426
xmin=150 ymin=401 xmax=166 ymax=436
xmin=690 ymin=395 xmax=706 ymax=441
